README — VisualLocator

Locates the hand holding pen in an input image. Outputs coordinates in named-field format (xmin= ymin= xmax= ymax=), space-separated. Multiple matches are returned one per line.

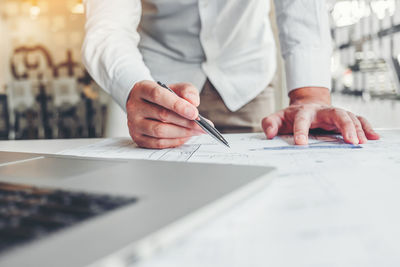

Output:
xmin=126 ymin=80 xmax=229 ymax=149
xmin=157 ymin=82 xmax=229 ymax=147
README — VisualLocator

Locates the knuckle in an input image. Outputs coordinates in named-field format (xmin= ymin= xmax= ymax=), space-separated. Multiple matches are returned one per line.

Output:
xmin=353 ymin=119 xmax=362 ymax=129
xmin=332 ymin=108 xmax=342 ymax=116
xmin=358 ymin=116 xmax=372 ymax=128
xmin=131 ymin=81 xmax=148 ymax=97
xmin=172 ymin=99 xmax=182 ymax=113
xmin=357 ymin=130 xmax=365 ymax=136
xmin=149 ymin=86 xmax=161 ymax=101
xmin=130 ymin=83 xmax=141 ymax=96
xmin=153 ymin=123 xmax=166 ymax=137
xmin=261 ymin=117 xmax=268 ymax=126
xmin=158 ymin=108 xmax=169 ymax=122
xmin=135 ymin=80 xmax=149 ymax=88
xmin=262 ymin=117 xmax=271 ymax=124
xmin=186 ymin=120 xmax=197 ymax=129
xmin=357 ymin=115 xmax=364 ymax=121
xmin=261 ymin=118 xmax=273 ymax=129
xmin=343 ymin=121 xmax=354 ymax=129
xmin=181 ymin=82 xmax=195 ymax=90
xmin=186 ymin=84 xmax=197 ymax=94
xmin=263 ymin=116 xmax=275 ymax=125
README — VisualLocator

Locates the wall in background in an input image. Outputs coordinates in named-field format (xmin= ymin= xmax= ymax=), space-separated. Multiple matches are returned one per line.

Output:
xmin=0 ymin=15 xmax=11 ymax=92
xmin=330 ymin=0 xmax=400 ymax=99
xmin=328 ymin=0 xmax=400 ymax=129
xmin=0 ymin=0 xmax=111 ymax=140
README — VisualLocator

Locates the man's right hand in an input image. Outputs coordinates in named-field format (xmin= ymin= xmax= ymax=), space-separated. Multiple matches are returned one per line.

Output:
xmin=126 ymin=80 xmax=206 ymax=149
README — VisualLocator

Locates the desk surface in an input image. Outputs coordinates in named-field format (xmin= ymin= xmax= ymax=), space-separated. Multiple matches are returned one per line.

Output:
xmin=0 ymin=138 xmax=101 ymax=154
xmin=1 ymin=130 xmax=400 ymax=267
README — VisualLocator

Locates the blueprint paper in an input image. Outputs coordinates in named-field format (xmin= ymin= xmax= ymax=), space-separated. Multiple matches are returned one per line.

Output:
xmin=58 ymin=130 xmax=400 ymax=267
xmin=58 ymin=133 xmax=362 ymax=165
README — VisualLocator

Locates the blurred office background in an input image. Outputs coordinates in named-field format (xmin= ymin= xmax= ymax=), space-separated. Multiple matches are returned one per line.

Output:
xmin=0 ymin=0 xmax=400 ymax=140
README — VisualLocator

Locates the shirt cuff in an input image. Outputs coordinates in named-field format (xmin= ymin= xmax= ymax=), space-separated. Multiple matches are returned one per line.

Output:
xmin=111 ymin=68 xmax=154 ymax=113
xmin=284 ymin=48 xmax=332 ymax=93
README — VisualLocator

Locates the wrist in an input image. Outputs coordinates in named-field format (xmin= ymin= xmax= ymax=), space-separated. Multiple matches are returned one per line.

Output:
xmin=289 ymin=87 xmax=331 ymax=106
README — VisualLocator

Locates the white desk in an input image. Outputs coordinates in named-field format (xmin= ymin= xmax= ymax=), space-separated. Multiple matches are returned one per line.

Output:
xmin=1 ymin=130 xmax=400 ymax=267
xmin=0 ymin=138 xmax=101 ymax=154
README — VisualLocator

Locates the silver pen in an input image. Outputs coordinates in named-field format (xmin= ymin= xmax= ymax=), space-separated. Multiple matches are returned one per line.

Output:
xmin=157 ymin=81 xmax=230 ymax=148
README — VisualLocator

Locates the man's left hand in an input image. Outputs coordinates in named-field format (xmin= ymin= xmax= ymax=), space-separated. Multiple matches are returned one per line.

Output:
xmin=261 ymin=87 xmax=380 ymax=145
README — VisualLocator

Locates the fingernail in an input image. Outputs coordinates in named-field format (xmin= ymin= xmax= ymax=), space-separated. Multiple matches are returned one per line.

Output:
xmin=295 ymin=134 xmax=307 ymax=144
xmin=371 ymin=131 xmax=380 ymax=138
xmin=266 ymin=127 xmax=274 ymax=139
xmin=184 ymin=106 xmax=196 ymax=118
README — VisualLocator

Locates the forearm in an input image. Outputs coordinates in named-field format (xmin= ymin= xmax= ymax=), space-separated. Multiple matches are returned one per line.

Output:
xmin=82 ymin=0 xmax=153 ymax=111
xmin=274 ymin=0 xmax=332 ymax=93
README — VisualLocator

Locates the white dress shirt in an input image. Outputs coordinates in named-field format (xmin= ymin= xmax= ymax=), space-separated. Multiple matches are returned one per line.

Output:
xmin=82 ymin=0 xmax=332 ymax=112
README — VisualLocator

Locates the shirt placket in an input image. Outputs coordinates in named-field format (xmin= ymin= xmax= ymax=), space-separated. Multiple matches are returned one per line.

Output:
xmin=198 ymin=0 xmax=219 ymax=66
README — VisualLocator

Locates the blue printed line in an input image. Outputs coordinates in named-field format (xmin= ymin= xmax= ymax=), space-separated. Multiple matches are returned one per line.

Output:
xmin=249 ymin=144 xmax=362 ymax=151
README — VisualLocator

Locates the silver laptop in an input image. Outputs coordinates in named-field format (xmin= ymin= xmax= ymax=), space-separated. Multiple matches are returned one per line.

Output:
xmin=0 ymin=151 xmax=274 ymax=267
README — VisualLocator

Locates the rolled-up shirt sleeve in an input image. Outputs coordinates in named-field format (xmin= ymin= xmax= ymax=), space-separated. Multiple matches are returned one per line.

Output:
xmin=82 ymin=0 xmax=154 ymax=112
xmin=274 ymin=0 xmax=332 ymax=93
